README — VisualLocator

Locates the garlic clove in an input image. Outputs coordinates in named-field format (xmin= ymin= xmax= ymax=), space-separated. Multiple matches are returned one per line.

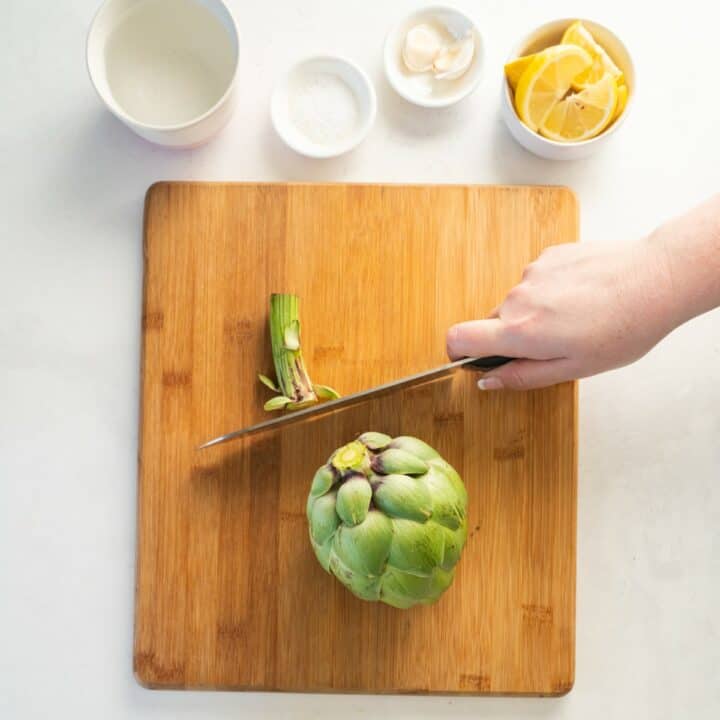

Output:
xmin=402 ymin=23 xmax=445 ymax=73
xmin=433 ymin=33 xmax=475 ymax=80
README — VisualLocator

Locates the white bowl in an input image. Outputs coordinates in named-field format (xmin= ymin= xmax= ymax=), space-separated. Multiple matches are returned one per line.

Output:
xmin=86 ymin=0 xmax=239 ymax=148
xmin=384 ymin=5 xmax=483 ymax=108
xmin=271 ymin=56 xmax=377 ymax=159
xmin=501 ymin=18 xmax=635 ymax=160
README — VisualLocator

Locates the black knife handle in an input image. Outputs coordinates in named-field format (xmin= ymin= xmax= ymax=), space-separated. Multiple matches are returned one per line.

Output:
xmin=464 ymin=356 xmax=514 ymax=370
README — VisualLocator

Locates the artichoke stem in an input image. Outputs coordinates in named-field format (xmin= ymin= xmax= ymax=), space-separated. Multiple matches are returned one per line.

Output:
xmin=269 ymin=293 xmax=318 ymax=405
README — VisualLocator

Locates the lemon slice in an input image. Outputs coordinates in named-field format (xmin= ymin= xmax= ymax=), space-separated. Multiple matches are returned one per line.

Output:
xmin=561 ymin=20 xmax=623 ymax=90
xmin=540 ymin=74 xmax=618 ymax=142
xmin=514 ymin=44 xmax=593 ymax=131
xmin=504 ymin=53 xmax=537 ymax=90
xmin=613 ymin=82 xmax=628 ymax=122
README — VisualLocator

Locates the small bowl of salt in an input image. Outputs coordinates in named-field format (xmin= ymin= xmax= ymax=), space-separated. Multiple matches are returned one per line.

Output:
xmin=271 ymin=56 xmax=377 ymax=158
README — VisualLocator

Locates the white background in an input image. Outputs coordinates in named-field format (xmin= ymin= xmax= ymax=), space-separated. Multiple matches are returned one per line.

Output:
xmin=2 ymin=0 xmax=719 ymax=718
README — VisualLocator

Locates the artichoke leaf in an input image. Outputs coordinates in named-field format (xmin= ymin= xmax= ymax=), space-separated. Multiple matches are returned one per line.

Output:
xmin=420 ymin=465 xmax=466 ymax=530
xmin=389 ymin=436 xmax=441 ymax=460
xmin=439 ymin=524 xmax=468 ymax=571
xmin=314 ymin=384 xmax=341 ymax=400
xmin=329 ymin=552 xmax=382 ymax=601
xmin=308 ymin=491 xmax=339 ymax=545
xmin=430 ymin=458 xmax=468 ymax=505
xmin=388 ymin=518 xmax=445 ymax=577
xmin=310 ymin=465 xmax=335 ymax=497
xmin=380 ymin=567 xmax=433 ymax=604
xmin=333 ymin=510 xmax=393 ymax=576
xmin=372 ymin=448 xmax=429 ymax=476
xmin=421 ymin=567 xmax=455 ymax=604
xmin=335 ymin=477 xmax=372 ymax=526
xmin=373 ymin=473 xmax=433 ymax=522
xmin=358 ymin=432 xmax=392 ymax=451
xmin=311 ymin=535 xmax=334 ymax=571
xmin=258 ymin=373 xmax=280 ymax=392
xmin=264 ymin=395 xmax=293 ymax=411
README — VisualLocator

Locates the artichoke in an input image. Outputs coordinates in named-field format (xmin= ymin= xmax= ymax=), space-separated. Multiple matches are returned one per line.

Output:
xmin=306 ymin=432 xmax=468 ymax=609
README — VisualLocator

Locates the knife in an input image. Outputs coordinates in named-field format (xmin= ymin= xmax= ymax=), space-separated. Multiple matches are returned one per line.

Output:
xmin=197 ymin=355 xmax=512 ymax=449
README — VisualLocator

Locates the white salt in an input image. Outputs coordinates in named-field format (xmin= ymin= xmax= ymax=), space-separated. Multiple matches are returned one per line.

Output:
xmin=288 ymin=72 xmax=360 ymax=146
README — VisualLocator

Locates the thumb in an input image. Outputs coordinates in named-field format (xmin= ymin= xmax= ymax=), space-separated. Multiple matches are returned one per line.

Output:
xmin=478 ymin=358 xmax=575 ymax=391
xmin=446 ymin=319 xmax=520 ymax=360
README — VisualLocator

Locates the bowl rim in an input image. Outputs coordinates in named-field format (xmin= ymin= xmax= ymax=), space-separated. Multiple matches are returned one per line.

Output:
xmin=502 ymin=17 xmax=636 ymax=148
xmin=383 ymin=3 xmax=484 ymax=109
xmin=270 ymin=54 xmax=378 ymax=159
xmin=86 ymin=0 xmax=241 ymax=132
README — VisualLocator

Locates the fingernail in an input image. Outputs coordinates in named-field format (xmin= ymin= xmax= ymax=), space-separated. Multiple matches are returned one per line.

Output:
xmin=478 ymin=377 xmax=504 ymax=391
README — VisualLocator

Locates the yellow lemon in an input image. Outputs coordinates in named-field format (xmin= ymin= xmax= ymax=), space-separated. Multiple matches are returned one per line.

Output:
xmin=514 ymin=44 xmax=593 ymax=131
xmin=504 ymin=53 xmax=537 ymax=90
xmin=561 ymin=20 xmax=623 ymax=90
xmin=540 ymin=74 xmax=618 ymax=142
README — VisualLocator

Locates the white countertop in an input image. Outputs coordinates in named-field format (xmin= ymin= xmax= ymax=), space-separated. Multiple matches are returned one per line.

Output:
xmin=2 ymin=0 xmax=719 ymax=717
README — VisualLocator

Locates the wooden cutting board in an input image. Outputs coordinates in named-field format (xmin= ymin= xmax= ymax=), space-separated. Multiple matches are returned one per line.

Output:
xmin=135 ymin=182 xmax=578 ymax=695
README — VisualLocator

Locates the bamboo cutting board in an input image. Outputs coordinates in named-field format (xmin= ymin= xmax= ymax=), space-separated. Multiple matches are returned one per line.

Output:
xmin=135 ymin=182 xmax=578 ymax=695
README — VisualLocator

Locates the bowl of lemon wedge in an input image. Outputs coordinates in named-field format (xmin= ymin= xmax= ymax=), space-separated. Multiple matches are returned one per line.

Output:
xmin=501 ymin=18 xmax=634 ymax=159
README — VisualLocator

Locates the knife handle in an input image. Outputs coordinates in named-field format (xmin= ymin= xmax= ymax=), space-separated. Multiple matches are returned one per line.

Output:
xmin=464 ymin=356 xmax=514 ymax=370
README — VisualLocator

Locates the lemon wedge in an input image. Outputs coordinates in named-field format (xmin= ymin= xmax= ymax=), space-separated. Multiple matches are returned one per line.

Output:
xmin=539 ymin=74 xmax=618 ymax=142
xmin=561 ymin=20 xmax=623 ymax=90
xmin=613 ymin=82 xmax=628 ymax=122
xmin=504 ymin=53 xmax=537 ymax=90
xmin=514 ymin=44 xmax=593 ymax=131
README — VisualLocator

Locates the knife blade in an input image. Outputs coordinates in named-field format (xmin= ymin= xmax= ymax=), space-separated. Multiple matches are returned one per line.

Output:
xmin=197 ymin=355 xmax=512 ymax=449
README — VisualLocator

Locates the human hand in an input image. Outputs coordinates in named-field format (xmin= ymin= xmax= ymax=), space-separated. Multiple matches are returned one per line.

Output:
xmin=446 ymin=238 xmax=677 ymax=390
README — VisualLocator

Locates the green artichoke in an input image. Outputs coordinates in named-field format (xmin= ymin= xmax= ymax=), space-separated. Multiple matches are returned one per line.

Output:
xmin=306 ymin=432 xmax=468 ymax=609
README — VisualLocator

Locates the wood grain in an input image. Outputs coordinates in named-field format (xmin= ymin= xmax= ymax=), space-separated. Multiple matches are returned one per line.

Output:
xmin=135 ymin=182 xmax=578 ymax=694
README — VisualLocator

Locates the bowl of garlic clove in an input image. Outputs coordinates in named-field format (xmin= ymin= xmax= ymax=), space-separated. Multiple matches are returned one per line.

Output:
xmin=384 ymin=5 xmax=483 ymax=108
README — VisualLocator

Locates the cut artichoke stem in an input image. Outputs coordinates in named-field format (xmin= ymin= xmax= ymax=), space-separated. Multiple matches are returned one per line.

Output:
xmin=259 ymin=293 xmax=342 ymax=412
xmin=269 ymin=293 xmax=317 ymax=404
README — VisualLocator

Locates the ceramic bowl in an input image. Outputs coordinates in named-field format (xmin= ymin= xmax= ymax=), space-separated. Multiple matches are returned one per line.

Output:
xmin=384 ymin=5 xmax=484 ymax=108
xmin=271 ymin=55 xmax=377 ymax=159
xmin=501 ymin=18 xmax=635 ymax=160
xmin=87 ymin=0 xmax=239 ymax=148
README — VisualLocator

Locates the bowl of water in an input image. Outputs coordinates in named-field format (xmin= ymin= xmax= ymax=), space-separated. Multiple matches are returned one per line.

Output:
xmin=87 ymin=0 xmax=239 ymax=147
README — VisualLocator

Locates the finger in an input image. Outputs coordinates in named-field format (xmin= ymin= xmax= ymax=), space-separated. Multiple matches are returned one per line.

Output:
xmin=446 ymin=319 xmax=523 ymax=360
xmin=477 ymin=358 xmax=575 ymax=391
